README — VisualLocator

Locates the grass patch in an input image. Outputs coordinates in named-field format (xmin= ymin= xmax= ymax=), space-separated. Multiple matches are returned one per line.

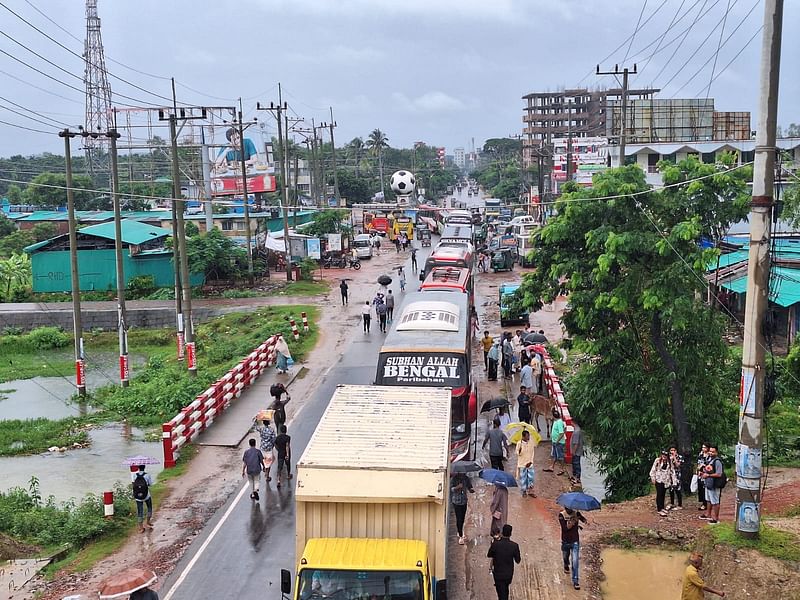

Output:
xmin=91 ymin=306 xmax=319 ymax=426
xmin=710 ymin=522 xmax=800 ymax=562
xmin=0 ymin=417 xmax=90 ymax=457
xmin=282 ymin=280 xmax=330 ymax=296
xmin=0 ymin=349 xmax=75 ymax=384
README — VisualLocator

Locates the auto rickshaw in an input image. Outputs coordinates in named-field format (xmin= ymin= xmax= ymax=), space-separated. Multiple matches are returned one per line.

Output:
xmin=417 ymin=225 xmax=432 ymax=247
xmin=491 ymin=248 xmax=515 ymax=272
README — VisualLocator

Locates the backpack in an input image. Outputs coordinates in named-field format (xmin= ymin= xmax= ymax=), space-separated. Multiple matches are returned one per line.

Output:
xmin=715 ymin=459 xmax=728 ymax=489
xmin=132 ymin=473 xmax=149 ymax=501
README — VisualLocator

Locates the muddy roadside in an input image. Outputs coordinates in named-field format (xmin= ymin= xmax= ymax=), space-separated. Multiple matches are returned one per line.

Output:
xmin=27 ymin=251 xmax=405 ymax=600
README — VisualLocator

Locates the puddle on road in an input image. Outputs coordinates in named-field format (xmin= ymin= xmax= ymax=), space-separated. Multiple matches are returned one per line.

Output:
xmin=600 ymin=548 xmax=687 ymax=600
xmin=0 ymin=423 xmax=162 ymax=502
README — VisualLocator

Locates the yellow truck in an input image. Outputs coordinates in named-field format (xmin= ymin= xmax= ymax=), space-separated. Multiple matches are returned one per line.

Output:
xmin=280 ymin=384 xmax=452 ymax=600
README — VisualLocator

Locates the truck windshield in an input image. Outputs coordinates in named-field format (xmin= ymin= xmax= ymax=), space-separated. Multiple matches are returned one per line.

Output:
xmin=298 ymin=569 xmax=423 ymax=600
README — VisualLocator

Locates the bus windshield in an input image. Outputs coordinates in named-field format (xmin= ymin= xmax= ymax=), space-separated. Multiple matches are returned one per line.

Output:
xmin=298 ymin=569 xmax=423 ymax=600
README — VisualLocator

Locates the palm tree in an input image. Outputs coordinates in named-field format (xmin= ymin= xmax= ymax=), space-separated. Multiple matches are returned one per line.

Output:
xmin=346 ymin=137 xmax=365 ymax=176
xmin=366 ymin=129 xmax=389 ymax=198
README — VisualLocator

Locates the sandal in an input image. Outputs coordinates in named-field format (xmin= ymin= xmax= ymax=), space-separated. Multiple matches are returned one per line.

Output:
xmin=556 ymin=471 xmax=565 ymax=476
xmin=574 ymin=583 xmax=580 ymax=590
xmin=543 ymin=468 xmax=554 ymax=472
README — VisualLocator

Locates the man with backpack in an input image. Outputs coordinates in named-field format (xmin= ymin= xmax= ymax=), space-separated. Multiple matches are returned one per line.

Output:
xmin=700 ymin=444 xmax=726 ymax=524
xmin=132 ymin=465 xmax=154 ymax=533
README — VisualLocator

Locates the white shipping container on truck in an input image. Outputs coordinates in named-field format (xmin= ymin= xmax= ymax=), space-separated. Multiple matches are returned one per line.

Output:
xmin=291 ymin=384 xmax=452 ymax=600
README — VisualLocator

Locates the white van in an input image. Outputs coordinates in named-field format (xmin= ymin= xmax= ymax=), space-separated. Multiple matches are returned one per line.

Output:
xmin=352 ymin=234 xmax=374 ymax=259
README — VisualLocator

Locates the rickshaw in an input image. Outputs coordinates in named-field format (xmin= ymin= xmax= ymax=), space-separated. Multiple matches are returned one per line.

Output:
xmin=491 ymin=248 xmax=515 ymax=272
xmin=417 ymin=225 xmax=432 ymax=247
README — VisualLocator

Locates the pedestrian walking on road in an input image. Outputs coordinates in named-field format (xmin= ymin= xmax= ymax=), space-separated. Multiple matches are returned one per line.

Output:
xmin=487 ymin=524 xmax=521 ymax=600
xmin=339 ymin=280 xmax=349 ymax=305
xmin=481 ymin=331 xmax=494 ymax=370
xmin=398 ymin=267 xmax=406 ymax=292
xmin=516 ymin=430 xmax=536 ymax=498
xmin=274 ymin=425 xmax=292 ymax=488
xmin=511 ymin=330 xmax=523 ymax=373
xmin=271 ymin=395 xmax=290 ymax=432
xmin=385 ymin=290 xmax=395 ymax=322
xmin=483 ymin=417 xmax=509 ymax=471
xmin=487 ymin=340 xmax=500 ymax=381
xmin=559 ymin=507 xmax=587 ymax=590
xmin=501 ymin=333 xmax=513 ymax=380
xmin=130 ymin=586 xmax=159 ymax=600
xmin=132 ymin=465 xmax=154 ymax=533
xmin=470 ymin=307 xmax=480 ymax=340
xmin=411 ymin=247 xmax=418 ymax=271
xmin=275 ymin=334 xmax=292 ymax=374
xmin=519 ymin=361 xmax=533 ymax=392
xmin=681 ymin=552 xmax=726 ymax=599
xmin=394 ymin=236 xmax=401 ymax=253
xmin=570 ymin=421 xmax=584 ymax=485
xmin=450 ymin=472 xmax=474 ymax=545
xmin=361 ymin=301 xmax=372 ymax=333
xmin=517 ymin=386 xmax=532 ymax=424
xmin=242 ymin=438 xmax=266 ymax=501
xmin=254 ymin=417 xmax=276 ymax=482
xmin=376 ymin=300 xmax=388 ymax=333
xmin=489 ymin=484 xmax=509 ymax=540
xmin=650 ymin=450 xmax=678 ymax=517
xmin=544 ymin=409 xmax=566 ymax=476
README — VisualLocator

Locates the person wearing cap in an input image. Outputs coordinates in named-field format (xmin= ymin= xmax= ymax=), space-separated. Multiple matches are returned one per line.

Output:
xmin=681 ymin=552 xmax=725 ymax=599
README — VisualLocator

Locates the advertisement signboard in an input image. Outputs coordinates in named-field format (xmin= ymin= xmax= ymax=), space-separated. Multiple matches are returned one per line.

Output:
xmin=376 ymin=352 xmax=467 ymax=387
xmin=551 ymin=137 xmax=609 ymax=186
xmin=290 ymin=237 xmax=307 ymax=258
xmin=209 ymin=127 xmax=276 ymax=197
xmin=327 ymin=233 xmax=342 ymax=252
xmin=307 ymin=238 xmax=321 ymax=259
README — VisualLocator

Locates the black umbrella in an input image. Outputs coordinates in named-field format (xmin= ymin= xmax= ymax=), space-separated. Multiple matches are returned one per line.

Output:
xmin=451 ymin=460 xmax=482 ymax=474
xmin=523 ymin=332 xmax=548 ymax=344
xmin=377 ymin=274 xmax=393 ymax=286
xmin=480 ymin=398 xmax=509 ymax=413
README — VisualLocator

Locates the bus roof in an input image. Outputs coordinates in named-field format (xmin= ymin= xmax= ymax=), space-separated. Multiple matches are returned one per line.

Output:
xmin=380 ymin=291 xmax=469 ymax=352
xmin=421 ymin=266 xmax=471 ymax=290
xmin=430 ymin=245 xmax=471 ymax=261
xmin=440 ymin=224 xmax=473 ymax=240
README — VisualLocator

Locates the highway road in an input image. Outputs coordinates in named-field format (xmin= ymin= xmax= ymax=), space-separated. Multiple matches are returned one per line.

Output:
xmin=161 ymin=248 xmax=427 ymax=600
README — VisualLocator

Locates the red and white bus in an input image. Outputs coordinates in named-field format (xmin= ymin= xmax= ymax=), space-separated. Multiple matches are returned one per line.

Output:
xmin=420 ymin=266 xmax=474 ymax=308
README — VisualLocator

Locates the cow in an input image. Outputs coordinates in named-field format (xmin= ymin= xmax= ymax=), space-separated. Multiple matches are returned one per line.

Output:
xmin=531 ymin=394 xmax=556 ymax=436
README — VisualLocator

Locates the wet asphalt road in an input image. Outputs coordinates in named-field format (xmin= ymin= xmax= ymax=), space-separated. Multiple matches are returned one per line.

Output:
xmin=161 ymin=250 xmax=425 ymax=600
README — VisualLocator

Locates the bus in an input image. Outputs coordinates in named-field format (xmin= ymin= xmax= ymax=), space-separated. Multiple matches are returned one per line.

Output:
xmin=392 ymin=215 xmax=414 ymax=240
xmin=416 ymin=204 xmax=442 ymax=234
xmin=499 ymin=283 xmax=529 ymax=327
xmin=375 ymin=291 xmax=477 ymax=461
xmin=439 ymin=224 xmax=474 ymax=248
xmin=420 ymin=266 xmax=474 ymax=308
xmin=421 ymin=245 xmax=473 ymax=280
xmin=444 ymin=209 xmax=473 ymax=227
xmin=484 ymin=198 xmax=501 ymax=220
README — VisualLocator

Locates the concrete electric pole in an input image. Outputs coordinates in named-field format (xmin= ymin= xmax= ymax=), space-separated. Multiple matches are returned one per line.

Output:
xmin=320 ymin=107 xmax=341 ymax=207
xmin=107 ymin=127 xmax=129 ymax=386
xmin=736 ymin=0 xmax=783 ymax=540
xmin=59 ymin=129 xmax=86 ymax=396
xmin=596 ymin=64 xmax=637 ymax=165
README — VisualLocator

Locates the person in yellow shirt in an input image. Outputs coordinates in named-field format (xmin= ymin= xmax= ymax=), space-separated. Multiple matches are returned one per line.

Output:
xmin=681 ymin=552 xmax=725 ymax=599
xmin=481 ymin=331 xmax=494 ymax=369
xmin=516 ymin=430 xmax=536 ymax=498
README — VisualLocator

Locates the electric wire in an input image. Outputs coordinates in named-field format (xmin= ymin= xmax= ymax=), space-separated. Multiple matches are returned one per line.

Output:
xmin=648 ymin=0 xmax=712 ymax=86
xmin=636 ymin=0 xmax=687 ymax=77
xmin=703 ymin=0 xmax=733 ymax=101
xmin=623 ymin=0 xmax=649 ymax=64
xmin=692 ymin=24 xmax=763 ymax=97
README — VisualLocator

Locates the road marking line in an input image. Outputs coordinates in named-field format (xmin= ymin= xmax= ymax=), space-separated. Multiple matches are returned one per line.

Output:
xmin=162 ymin=480 xmax=250 ymax=600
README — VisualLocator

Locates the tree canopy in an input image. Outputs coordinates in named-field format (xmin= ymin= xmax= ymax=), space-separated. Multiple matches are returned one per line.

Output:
xmin=23 ymin=172 xmax=103 ymax=210
xmin=303 ymin=209 xmax=350 ymax=237
xmin=185 ymin=228 xmax=246 ymax=281
xmin=517 ymin=158 xmax=750 ymax=500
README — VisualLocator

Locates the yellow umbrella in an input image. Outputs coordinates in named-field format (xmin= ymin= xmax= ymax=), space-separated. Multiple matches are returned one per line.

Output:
xmin=503 ymin=421 xmax=542 ymax=445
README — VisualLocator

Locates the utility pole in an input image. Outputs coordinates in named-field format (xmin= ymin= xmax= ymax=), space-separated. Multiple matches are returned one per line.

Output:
xmin=107 ymin=128 xmax=128 ymax=386
xmin=59 ymin=129 xmax=86 ymax=396
xmin=566 ymin=99 xmax=573 ymax=182
xmin=314 ymin=120 xmax=329 ymax=207
xmin=596 ymin=63 xmax=637 ymax=166
xmin=257 ymin=92 xmax=292 ymax=281
xmin=736 ymin=0 xmax=783 ymax=540
xmin=236 ymin=106 xmax=255 ymax=284
xmin=293 ymin=153 xmax=300 ymax=229
xmin=200 ymin=127 xmax=214 ymax=233
xmin=320 ymin=108 xmax=341 ymax=207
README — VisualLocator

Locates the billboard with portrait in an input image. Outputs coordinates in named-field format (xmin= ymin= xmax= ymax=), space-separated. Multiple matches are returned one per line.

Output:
xmin=209 ymin=126 xmax=276 ymax=196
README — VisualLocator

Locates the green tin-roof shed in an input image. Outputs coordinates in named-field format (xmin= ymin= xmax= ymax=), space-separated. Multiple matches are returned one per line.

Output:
xmin=24 ymin=219 xmax=203 ymax=293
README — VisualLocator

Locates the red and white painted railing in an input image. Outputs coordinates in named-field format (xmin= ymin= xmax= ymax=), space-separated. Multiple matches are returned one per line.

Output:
xmin=532 ymin=344 xmax=574 ymax=460
xmin=162 ymin=335 xmax=279 ymax=467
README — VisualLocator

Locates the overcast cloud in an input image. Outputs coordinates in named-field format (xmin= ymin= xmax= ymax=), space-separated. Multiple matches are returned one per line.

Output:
xmin=0 ymin=0 xmax=797 ymax=158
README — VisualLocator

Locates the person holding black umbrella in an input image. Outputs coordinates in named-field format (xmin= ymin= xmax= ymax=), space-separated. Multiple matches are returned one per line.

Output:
xmin=450 ymin=472 xmax=474 ymax=545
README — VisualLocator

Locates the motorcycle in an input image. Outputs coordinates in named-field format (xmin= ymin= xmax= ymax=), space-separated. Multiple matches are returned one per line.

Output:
xmin=347 ymin=257 xmax=362 ymax=270
xmin=322 ymin=254 xmax=345 ymax=269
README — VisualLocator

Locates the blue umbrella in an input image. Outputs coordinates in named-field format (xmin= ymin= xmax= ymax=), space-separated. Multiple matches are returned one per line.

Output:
xmin=556 ymin=492 xmax=601 ymax=511
xmin=479 ymin=468 xmax=518 ymax=487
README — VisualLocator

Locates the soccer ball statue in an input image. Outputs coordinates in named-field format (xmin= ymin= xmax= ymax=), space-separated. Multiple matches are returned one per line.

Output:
xmin=390 ymin=170 xmax=416 ymax=195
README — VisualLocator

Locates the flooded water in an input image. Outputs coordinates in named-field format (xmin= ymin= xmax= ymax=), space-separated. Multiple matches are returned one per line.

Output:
xmin=600 ymin=548 xmax=687 ymax=600
xmin=579 ymin=447 xmax=606 ymax=500
xmin=0 ymin=423 xmax=162 ymax=502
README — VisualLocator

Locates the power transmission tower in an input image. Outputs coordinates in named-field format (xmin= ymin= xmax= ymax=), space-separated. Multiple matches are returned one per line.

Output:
xmin=83 ymin=0 xmax=113 ymax=178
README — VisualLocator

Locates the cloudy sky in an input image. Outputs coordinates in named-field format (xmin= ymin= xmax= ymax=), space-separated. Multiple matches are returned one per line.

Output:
xmin=0 ymin=0 xmax=797 ymax=158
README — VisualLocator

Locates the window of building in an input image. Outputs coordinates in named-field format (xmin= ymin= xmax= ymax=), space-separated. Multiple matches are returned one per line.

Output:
xmin=661 ymin=153 xmax=677 ymax=164
xmin=702 ymin=152 xmax=716 ymax=164
xmin=740 ymin=150 xmax=754 ymax=163
xmin=221 ymin=220 xmax=233 ymax=231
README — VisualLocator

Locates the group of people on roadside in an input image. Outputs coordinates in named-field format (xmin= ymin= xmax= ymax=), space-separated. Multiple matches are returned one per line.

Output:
xmin=480 ymin=329 xmax=543 ymax=386
xmin=649 ymin=442 xmax=725 ymax=524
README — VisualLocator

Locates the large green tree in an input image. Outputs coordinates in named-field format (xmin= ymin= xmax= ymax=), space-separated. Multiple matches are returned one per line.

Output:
xmin=185 ymin=228 xmax=246 ymax=281
xmin=517 ymin=161 xmax=748 ymax=499
xmin=23 ymin=172 xmax=102 ymax=210
xmin=303 ymin=209 xmax=350 ymax=237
